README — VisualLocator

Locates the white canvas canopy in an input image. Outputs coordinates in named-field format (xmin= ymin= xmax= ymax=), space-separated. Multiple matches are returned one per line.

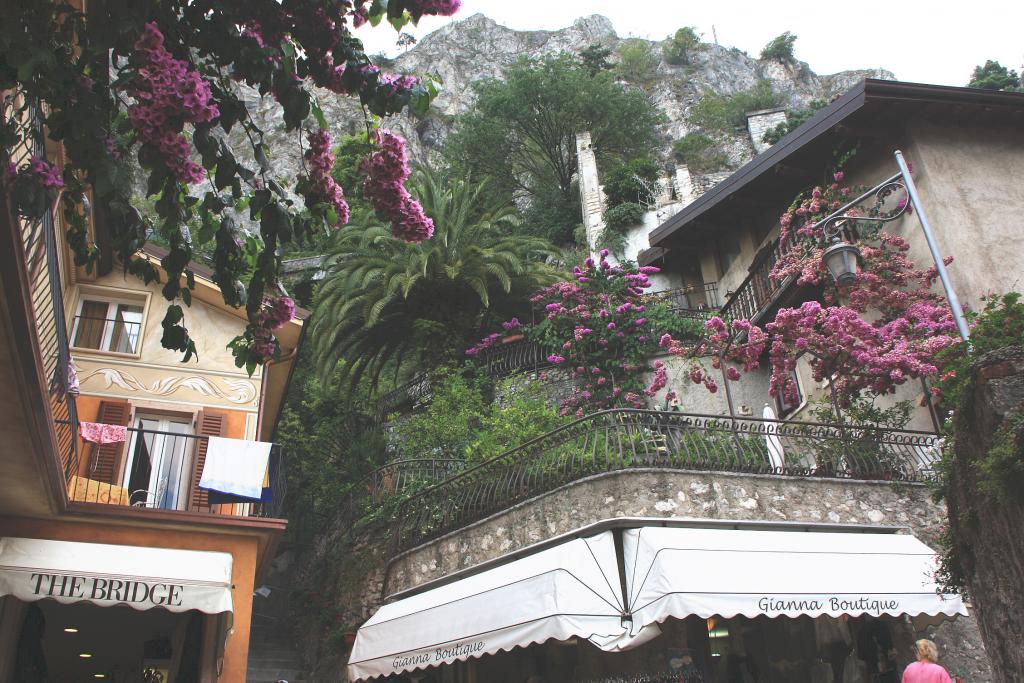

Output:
xmin=346 ymin=531 xmax=658 ymax=681
xmin=0 ymin=537 xmax=233 ymax=615
xmin=347 ymin=521 xmax=966 ymax=680
xmin=622 ymin=526 xmax=966 ymax=631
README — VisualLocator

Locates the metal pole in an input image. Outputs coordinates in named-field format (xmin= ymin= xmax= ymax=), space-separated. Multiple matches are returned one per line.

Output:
xmin=894 ymin=150 xmax=971 ymax=342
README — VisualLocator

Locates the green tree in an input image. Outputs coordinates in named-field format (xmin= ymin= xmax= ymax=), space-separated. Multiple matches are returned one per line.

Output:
xmin=579 ymin=43 xmax=613 ymax=75
xmin=663 ymin=27 xmax=701 ymax=66
xmin=689 ymin=80 xmax=780 ymax=133
xmin=521 ymin=182 xmax=583 ymax=245
xmin=672 ymin=133 xmax=728 ymax=172
xmin=616 ymin=39 xmax=658 ymax=82
xmin=967 ymin=60 xmax=1021 ymax=91
xmin=446 ymin=54 xmax=660 ymax=242
xmin=760 ymin=31 xmax=797 ymax=63
xmin=311 ymin=168 xmax=559 ymax=392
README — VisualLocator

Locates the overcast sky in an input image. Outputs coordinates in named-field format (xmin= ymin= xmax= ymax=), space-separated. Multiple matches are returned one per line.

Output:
xmin=356 ymin=0 xmax=1024 ymax=87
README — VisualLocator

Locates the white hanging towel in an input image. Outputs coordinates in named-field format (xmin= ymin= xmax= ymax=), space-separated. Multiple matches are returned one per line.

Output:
xmin=198 ymin=436 xmax=272 ymax=499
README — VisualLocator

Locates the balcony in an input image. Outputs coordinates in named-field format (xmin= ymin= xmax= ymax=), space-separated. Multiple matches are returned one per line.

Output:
xmin=384 ymin=409 xmax=941 ymax=554
xmin=719 ymin=235 xmax=799 ymax=326
xmin=65 ymin=422 xmax=285 ymax=519
xmin=647 ymin=282 xmax=720 ymax=319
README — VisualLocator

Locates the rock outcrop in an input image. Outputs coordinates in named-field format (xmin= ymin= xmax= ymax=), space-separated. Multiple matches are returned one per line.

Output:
xmin=243 ymin=14 xmax=895 ymax=188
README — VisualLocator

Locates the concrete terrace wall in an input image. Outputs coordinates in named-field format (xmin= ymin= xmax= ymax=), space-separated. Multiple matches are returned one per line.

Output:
xmin=386 ymin=470 xmax=943 ymax=593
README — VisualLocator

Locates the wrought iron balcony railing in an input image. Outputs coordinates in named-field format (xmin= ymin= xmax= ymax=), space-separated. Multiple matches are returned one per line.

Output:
xmin=719 ymin=235 xmax=796 ymax=325
xmin=376 ymin=372 xmax=433 ymax=419
xmin=67 ymin=423 xmax=285 ymax=519
xmin=388 ymin=409 xmax=941 ymax=554
xmin=647 ymin=282 xmax=720 ymax=318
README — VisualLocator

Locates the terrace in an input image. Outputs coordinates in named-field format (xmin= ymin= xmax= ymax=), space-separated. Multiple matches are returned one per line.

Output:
xmin=333 ymin=408 xmax=940 ymax=560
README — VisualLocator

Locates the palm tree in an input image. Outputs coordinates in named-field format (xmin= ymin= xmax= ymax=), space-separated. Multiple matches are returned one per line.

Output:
xmin=311 ymin=168 xmax=560 ymax=392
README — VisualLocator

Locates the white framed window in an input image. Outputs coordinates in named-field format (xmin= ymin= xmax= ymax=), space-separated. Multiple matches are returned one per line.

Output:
xmin=71 ymin=296 xmax=145 ymax=354
xmin=775 ymin=368 xmax=804 ymax=418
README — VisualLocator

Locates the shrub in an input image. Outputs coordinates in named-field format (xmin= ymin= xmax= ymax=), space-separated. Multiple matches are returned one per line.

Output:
xmin=760 ymin=31 xmax=797 ymax=63
xmin=466 ymin=385 xmax=569 ymax=463
xmin=689 ymin=80 xmax=780 ymax=133
xmin=672 ymin=133 xmax=729 ymax=172
xmin=936 ymin=292 xmax=1024 ymax=413
xmin=663 ymin=27 xmax=701 ymax=66
xmin=390 ymin=366 xmax=490 ymax=460
xmin=600 ymin=202 xmax=645 ymax=256
xmin=603 ymin=202 xmax=645 ymax=230
xmin=616 ymin=39 xmax=657 ymax=83
xmin=602 ymin=157 xmax=660 ymax=207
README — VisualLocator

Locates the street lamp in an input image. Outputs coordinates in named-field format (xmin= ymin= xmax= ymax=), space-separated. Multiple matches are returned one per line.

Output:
xmin=813 ymin=151 xmax=970 ymax=342
xmin=822 ymin=239 xmax=860 ymax=286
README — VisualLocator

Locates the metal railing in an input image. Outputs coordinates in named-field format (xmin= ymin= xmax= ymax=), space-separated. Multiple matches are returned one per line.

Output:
xmin=68 ymin=424 xmax=285 ymax=518
xmin=477 ymin=338 xmax=553 ymax=379
xmin=376 ymin=372 xmax=432 ymax=419
xmin=333 ymin=458 xmax=466 ymax=531
xmin=388 ymin=409 xmax=941 ymax=554
xmin=4 ymin=88 xmax=80 ymax=484
xmin=70 ymin=314 xmax=143 ymax=354
xmin=647 ymin=282 xmax=720 ymax=318
xmin=719 ymin=234 xmax=796 ymax=325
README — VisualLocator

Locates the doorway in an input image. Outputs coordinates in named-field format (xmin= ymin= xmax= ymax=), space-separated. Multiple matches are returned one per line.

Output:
xmin=123 ymin=415 xmax=194 ymax=511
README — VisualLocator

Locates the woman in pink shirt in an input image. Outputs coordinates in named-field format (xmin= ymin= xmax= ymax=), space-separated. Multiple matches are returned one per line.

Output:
xmin=903 ymin=639 xmax=954 ymax=683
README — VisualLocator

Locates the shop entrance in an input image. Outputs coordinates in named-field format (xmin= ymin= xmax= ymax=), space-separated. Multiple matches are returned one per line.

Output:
xmin=394 ymin=614 xmax=914 ymax=683
xmin=8 ymin=599 xmax=207 ymax=682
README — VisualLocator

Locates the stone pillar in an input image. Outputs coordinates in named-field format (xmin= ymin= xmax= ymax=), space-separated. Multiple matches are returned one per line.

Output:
xmin=746 ymin=108 xmax=788 ymax=154
xmin=575 ymin=131 xmax=605 ymax=254
xmin=675 ymin=164 xmax=696 ymax=207
xmin=947 ymin=345 xmax=1024 ymax=682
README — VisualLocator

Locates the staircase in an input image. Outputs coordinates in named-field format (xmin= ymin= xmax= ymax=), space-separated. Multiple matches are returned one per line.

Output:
xmin=246 ymin=622 xmax=307 ymax=682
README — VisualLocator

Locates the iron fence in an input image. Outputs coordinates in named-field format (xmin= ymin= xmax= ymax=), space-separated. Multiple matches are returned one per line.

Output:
xmin=477 ymin=338 xmax=553 ymax=379
xmin=389 ymin=409 xmax=941 ymax=554
xmin=68 ymin=423 xmax=286 ymax=518
xmin=376 ymin=372 xmax=432 ymax=419
xmin=647 ymin=282 xmax=720 ymax=318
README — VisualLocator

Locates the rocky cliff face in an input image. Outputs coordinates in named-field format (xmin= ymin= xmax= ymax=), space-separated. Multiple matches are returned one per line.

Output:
xmin=248 ymin=14 xmax=894 ymax=189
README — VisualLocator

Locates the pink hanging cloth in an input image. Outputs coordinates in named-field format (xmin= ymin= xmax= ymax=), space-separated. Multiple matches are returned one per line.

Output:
xmin=79 ymin=421 xmax=128 ymax=445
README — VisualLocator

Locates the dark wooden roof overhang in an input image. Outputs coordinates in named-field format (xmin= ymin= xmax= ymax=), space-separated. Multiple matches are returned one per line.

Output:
xmin=649 ymin=79 xmax=1024 ymax=253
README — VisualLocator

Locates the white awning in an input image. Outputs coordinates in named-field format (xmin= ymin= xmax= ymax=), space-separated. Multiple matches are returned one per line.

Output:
xmin=347 ymin=531 xmax=647 ymax=681
xmin=622 ymin=526 xmax=966 ymax=630
xmin=0 ymin=537 xmax=233 ymax=615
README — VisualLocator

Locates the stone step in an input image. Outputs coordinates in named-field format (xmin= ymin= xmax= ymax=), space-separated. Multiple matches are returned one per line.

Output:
xmin=248 ymin=658 xmax=303 ymax=669
xmin=246 ymin=666 xmax=305 ymax=681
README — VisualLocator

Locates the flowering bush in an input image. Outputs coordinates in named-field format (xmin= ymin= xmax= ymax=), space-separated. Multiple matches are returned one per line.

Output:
xmin=1 ymin=0 xmax=457 ymax=370
xmin=662 ymin=167 xmax=960 ymax=407
xmin=6 ymin=156 xmax=64 ymax=219
xmin=298 ymin=129 xmax=349 ymax=228
xmin=128 ymin=22 xmax=218 ymax=185
xmin=468 ymin=250 xmax=702 ymax=416
xmin=361 ymin=129 xmax=434 ymax=243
